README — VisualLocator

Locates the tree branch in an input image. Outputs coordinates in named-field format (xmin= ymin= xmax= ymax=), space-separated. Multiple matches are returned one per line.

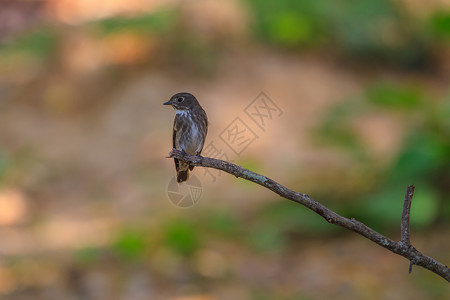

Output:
xmin=401 ymin=185 xmax=415 ymax=273
xmin=168 ymin=149 xmax=450 ymax=282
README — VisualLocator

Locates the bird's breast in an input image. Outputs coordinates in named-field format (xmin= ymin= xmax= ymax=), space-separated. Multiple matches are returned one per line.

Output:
xmin=175 ymin=111 xmax=206 ymax=154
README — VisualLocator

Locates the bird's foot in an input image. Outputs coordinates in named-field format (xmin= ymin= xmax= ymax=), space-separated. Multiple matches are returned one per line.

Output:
xmin=166 ymin=148 xmax=176 ymax=158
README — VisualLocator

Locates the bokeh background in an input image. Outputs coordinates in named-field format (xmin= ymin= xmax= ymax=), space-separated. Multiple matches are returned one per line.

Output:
xmin=0 ymin=0 xmax=449 ymax=299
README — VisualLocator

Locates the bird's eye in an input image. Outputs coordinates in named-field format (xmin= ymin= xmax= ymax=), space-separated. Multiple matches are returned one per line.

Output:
xmin=177 ymin=97 xmax=184 ymax=103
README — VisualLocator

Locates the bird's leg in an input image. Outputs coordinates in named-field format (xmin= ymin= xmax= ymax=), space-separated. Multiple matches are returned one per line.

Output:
xmin=195 ymin=152 xmax=203 ymax=164
xmin=180 ymin=149 xmax=192 ymax=164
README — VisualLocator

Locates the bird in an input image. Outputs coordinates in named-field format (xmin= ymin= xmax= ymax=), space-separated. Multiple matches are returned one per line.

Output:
xmin=164 ymin=92 xmax=208 ymax=183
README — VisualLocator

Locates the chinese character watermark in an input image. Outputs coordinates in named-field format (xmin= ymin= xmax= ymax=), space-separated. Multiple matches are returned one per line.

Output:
xmin=219 ymin=117 xmax=258 ymax=156
xmin=244 ymin=92 xmax=283 ymax=132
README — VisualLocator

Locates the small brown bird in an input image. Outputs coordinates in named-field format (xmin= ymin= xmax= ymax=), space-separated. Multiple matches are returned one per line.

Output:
xmin=164 ymin=92 xmax=208 ymax=183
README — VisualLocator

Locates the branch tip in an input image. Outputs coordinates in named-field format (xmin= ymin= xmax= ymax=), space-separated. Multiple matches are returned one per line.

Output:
xmin=401 ymin=185 xmax=415 ymax=246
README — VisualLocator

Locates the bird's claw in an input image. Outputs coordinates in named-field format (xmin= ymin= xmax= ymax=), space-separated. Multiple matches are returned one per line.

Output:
xmin=166 ymin=148 xmax=176 ymax=158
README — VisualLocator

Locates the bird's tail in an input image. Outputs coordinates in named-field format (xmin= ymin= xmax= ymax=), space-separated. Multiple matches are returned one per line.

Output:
xmin=177 ymin=162 xmax=190 ymax=183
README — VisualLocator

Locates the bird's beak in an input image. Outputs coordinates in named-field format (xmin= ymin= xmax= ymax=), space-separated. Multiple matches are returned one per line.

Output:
xmin=163 ymin=101 xmax=171 ymax=105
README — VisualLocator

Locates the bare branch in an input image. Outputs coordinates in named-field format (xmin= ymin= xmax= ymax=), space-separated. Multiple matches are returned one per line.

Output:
xmin=168 ymin=149 xmax=450 ymax=282
xmin=401 ymin=185 xmax=415 ymax=246
xmin=401 ymin=185 xmax=415 ymax=273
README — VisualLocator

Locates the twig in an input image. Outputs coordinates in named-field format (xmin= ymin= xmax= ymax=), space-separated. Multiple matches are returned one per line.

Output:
xmin=168 ymin=149 xmax=450 ymax=282
xmin=401 ymin=185 xmax=415 ymax=246
xmin=401 ymin=185 xmax=415 ymax=273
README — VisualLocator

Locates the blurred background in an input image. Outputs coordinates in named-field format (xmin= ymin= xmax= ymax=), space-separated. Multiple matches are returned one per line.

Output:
xmin=0 ymin=0 xmax=449 ymax=299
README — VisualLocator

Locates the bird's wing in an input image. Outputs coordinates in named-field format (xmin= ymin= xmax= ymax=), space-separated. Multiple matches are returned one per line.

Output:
xmin=197 ymin=109 xmax=208 ymax=155
xmin=190 ymin=109 xmax=208 ymax=171
xmin=173 ymin=117 xmax=179 ymax=172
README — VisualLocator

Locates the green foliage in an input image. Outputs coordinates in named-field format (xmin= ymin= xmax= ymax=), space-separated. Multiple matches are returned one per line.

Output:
xmin=163 ymin=219 xmax=200 ymax=256
xmin=91 ymin=10 xmax=176 ymax=35
xmin=438 ymin=97 xmax=450 ymax=133
xmin=409 ymin=185 xmax=440 ymax=228
xmin=206 ymin=208 xmax=240 ymax=236
xmin=258 ymin=201 xmax=336 ymax=234
xmin=363 ymin=186 xmax=405 ymax=228
xmin=362 ymin=183 xmax=439 ymax=229
xmin=246 ymin=0 xmax=430 ymax=67
xmin=428 ymin=11 xmax=450 ymax=39
xmin=246 ymin=0 xmax=326 ymax=47
xmin=365 ymin=82 xmax=424 ymax=109
xmin=248 ymin=201 xmax=339 ymax=252
xmin=248 ymin=223 xmax=286 ymax=252
xmin=0 ymin=27 xmax=58 ymax=59
xmin=75 ymin=247 xmax=103 ymax=264
xmin=314 ymin=100 xmax=367 ymax=158
xmin=389 ymin=131 xmax=448 ymax=183
xmin=267 ymin=12 xmax=322 ymax=47
xmin=113 ymin=229 xmax=147 ymax=260
xmin=324 ymin=0 xmax=427 ymax=65
xmin=316 ymin=84 xmax=450 ymax=228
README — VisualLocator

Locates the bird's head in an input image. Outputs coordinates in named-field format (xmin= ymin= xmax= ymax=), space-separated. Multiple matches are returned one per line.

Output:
xmin=163 ymin=92 xmax=199 ymax=111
